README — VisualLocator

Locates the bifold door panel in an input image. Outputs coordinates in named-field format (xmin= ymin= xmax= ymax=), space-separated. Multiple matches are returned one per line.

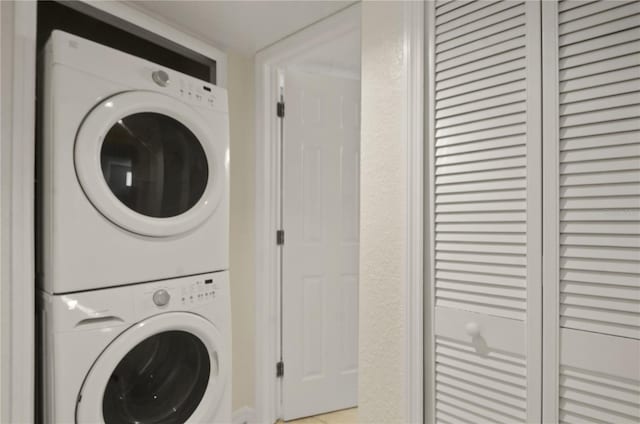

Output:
xmin=556 ymin=0 xmax=640 ymax=340
xmin=543 ymin=1 xmax=640 ymax=423
xmin=429 ymin=1 xmax=542 ymax=422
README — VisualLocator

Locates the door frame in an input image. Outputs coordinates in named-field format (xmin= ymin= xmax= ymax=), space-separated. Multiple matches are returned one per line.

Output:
xmin=0 ymin=2 xmax=225 ymax=422
xmin=1 ymin=3 xmax=37 ymax=422
xmin=254 ymin=2 xmax=424 ymax=422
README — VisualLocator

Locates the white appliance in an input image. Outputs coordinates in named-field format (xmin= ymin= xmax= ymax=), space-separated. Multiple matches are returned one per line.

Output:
xmin=40 ymin=30 xmax=229 ymax=294
xmin=39 ymin=271 xmax=231 ymax=424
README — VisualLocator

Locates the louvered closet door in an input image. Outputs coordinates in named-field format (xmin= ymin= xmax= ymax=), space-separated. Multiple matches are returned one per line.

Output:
xmin=427 ymin=1 xmax=542 ymax=423
xmin=542 ymin=1 xmax=640 ymax=423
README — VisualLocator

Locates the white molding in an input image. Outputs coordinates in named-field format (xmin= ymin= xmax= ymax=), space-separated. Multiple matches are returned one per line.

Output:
xmin=89 ymin=1 xmax=228 ymax=87
xmin=403 ymin=1 xmax=424 ymax=423
xmin=253 ymin=5 xmax=361 ymax=424
xmin=232 ymin=406 xmax=256 ymax=424
xmin=0 ymin=2 xmax=37 ymax=423
xmin=541 ymin=1 xmax=560 ymax=422
xmin=424 ymin=2 xmax=437 ymax=423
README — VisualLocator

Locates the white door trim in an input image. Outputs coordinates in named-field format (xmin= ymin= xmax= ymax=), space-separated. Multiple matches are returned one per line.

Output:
xmin=424 ymin=3 xmax=436 ymax=422
xmin=254 ymin=3 xmax=424 ymax=422
xmin=1 ymin=2 xmax=36 ymax=422
xmin=404 ymin=1 xmax=425 ymax=423
xmin=0 ymin=2 xmax=226 ymax=422
xmin=254 ymin=6 xmax=361 ymax=422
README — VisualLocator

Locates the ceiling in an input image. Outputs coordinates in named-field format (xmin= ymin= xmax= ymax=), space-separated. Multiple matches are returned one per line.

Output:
xmin=128 ymin=0 xmax=355 ymax=55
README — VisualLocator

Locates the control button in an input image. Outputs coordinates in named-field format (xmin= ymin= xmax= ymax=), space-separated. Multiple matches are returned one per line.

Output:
xmin=152 ymin=70 xmax=170 ymax=87
xmin=153 ymin=289 xmax=171 ymax=306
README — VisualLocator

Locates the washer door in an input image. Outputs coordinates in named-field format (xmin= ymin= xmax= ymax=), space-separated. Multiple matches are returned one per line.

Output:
xmin=76 ymin=313 xmax=227 ymax=424
xmin=75 ymin=91 xmax=226 ymax=237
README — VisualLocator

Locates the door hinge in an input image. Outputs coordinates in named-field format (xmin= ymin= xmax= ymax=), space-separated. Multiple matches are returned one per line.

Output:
xmin=277 ymin=101 xmax=285 ymax=118
xmin=277 ymin=230 xmax=285 ymax=246
xmin=276 ymin=361 xmax=284 ymax=378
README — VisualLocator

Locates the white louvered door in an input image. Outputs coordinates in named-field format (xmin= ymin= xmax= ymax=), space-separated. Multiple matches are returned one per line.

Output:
xmin=427 ymin=1 xmax=542 ymax=423
xmin=542 ymin=1 xmax=640 ymax=423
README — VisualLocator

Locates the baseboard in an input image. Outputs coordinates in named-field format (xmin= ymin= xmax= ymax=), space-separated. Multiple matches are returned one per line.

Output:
xmin=232 ymin=406 xmax=256 ymax=424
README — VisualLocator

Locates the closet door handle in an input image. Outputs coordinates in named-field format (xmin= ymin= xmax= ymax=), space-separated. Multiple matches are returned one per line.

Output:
xmin=465 ymin=321 xmax=481 ymax=338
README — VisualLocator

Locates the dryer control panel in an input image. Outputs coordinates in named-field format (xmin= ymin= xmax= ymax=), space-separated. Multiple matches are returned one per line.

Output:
xmin=143 ymin=65 xmax=225 ymax=113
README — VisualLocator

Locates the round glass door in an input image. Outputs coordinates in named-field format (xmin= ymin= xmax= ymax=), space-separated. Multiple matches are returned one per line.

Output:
xmin=101 ymin=113 xmax=209 ymax=219
xmin=102 ymin=331 xmax=210 ymax=424
xmin=75 ymin=91 xmax=226 ymax=237
xmin=76 ymin=313 xmax=226 ymax=424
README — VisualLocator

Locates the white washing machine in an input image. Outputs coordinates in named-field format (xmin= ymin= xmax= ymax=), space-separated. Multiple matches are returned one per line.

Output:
xmin=39 ymin=271 xmax=231 ymax=423
xmin=40 ymin=30 xmax=229 ymax=294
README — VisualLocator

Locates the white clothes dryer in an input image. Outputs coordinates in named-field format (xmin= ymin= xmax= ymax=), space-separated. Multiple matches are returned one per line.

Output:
xmin=40 ymin=30 xmax=229 ymax=294
xmin=39 ymin=271 xmax=231 ymax=424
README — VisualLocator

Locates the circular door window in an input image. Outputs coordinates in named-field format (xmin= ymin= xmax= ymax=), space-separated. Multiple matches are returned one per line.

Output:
xmin=101 ymin=113 xmax=208 ymax=218
xmin=77 ymin=313 xmax=226 ymax=424
xmin=102 ymin=331 xmax=210 ymax=424
xmin=75 ymin=91 xmax=226 ymax=237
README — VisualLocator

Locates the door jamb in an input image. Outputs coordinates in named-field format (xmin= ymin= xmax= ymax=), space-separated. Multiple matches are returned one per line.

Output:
xmin=254 ymin=5 xmax=361 ymax=422
xmin=254 ymin=2 xmax=424 ymax=422
xmin=1 ymin=3 xmax=37 ymax=422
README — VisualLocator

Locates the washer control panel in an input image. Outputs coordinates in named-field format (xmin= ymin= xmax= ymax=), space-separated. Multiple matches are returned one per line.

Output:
xmin=136 ymin=273 xmax=221 ymax=314
xmin=180 ymin=277 xmax=217 ymax=305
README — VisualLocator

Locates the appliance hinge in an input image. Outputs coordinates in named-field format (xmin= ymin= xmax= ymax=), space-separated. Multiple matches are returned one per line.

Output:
xmin=277 ymin=101 xmax=285 ymax=118
xmin=277 ymin=230 xmax=285 ymax=246
xmin=276 ymin=361 xmax=284 ymax=378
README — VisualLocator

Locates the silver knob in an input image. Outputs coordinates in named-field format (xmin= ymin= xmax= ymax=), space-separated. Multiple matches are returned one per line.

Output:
xmin=153 ymin=289 xmax=170 ymax=307
xmin=152 ymin=70 xmax=170 ymax=87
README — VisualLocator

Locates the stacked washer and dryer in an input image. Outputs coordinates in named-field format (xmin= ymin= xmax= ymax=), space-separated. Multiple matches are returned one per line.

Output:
xmin=38 ymin=31 xmax=231 ymax=423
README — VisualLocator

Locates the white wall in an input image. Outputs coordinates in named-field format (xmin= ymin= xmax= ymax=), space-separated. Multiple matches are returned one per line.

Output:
xmin=227 ymin=51 xmax=256 ymax=412
xmin=359 ymin=2 xmax=410 ymax=422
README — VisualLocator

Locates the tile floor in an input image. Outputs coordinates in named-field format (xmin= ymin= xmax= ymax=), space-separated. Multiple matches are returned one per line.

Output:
xmin=283 ymin=407 xmax=358 ymax=423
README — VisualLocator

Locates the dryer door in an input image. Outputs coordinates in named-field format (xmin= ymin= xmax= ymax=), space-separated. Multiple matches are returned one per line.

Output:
xmin=75 ymin=91 xmax=227 ymax=237
xmin=76 ymin=312 xmax=227 ymax=424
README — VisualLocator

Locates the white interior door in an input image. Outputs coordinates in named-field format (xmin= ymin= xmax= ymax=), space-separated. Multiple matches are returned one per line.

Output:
xmin=427 ymin=1 xmax=542 ymax=422
xmin=282 ymin=69 xmax=360 ymax=420
xmin=543 ymin=1 xmax=640 ymax=422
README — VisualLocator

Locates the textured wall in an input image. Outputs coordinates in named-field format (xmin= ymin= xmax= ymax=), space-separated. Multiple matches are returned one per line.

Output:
xmin=227 ymin=51 xmax=256 ymax=412
xmin=359 ymin=2 xmax=409 ymax=423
